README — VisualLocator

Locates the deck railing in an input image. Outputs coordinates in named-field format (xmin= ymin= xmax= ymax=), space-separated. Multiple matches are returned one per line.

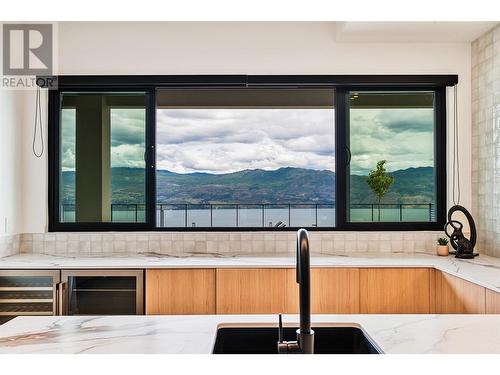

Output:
xmin=155 ymin=203 xmax=336 ymax=228
xmin=60 ymin=202 xmax=435 ymax=226
xmin=349 ymin=203 xmax=436 ymax=222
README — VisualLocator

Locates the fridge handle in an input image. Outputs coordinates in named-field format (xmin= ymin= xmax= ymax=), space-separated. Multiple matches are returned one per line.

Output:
xmin=52 ymin=282 xmax=58 ymax=316
xmin=56 ymin=282 xmax=67 ymax=315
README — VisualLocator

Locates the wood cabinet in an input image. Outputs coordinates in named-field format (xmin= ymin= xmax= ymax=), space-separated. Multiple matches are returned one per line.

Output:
xmin=216 ymin=268 xmax=296 ymax=314
xmin=429 ymin=268 xmax=437 ymax=313
xmin=359 ymin=268 xmax=431 ymax=313
xmin=144 ymin=266 xmax=499 ymax=316
xmin=486 ymin=289 xmax=500 ymax=313
xmin=434 ymin=271 xmax=486 ymax=313
xmin=310 ymin=268 xmax=360 ymax=314
xmin=145 ymin=269 xmax=216 ymax=315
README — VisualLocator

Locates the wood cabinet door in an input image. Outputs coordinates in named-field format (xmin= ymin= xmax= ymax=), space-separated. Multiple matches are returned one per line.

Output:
xmin=145 ymin=269 xmax=216 ymax=315
xmin=216 ymin=268 xmax=296 ymax=314
xmin=434 ymin=271 xmax=486 ymax=313
xmin=486 ymin=289 xmax=500 ymax=313
xmin=359 ymin=268 xmax=431 ymax=313
xmin=310 ymin=268 xmax=360 ymax=314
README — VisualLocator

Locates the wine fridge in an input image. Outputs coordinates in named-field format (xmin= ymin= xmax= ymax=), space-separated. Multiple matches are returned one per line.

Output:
xmin=60 ymin=270 xmax=144 ymax=315
xmin=0 ymin=270 xmax=61 ymax=324
xmin=0 ymin=269 xmax=144 ymax=323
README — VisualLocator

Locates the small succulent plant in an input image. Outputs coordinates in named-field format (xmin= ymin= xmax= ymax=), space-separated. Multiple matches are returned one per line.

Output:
xmin=437 ymin=237 xmax=449 ymax=246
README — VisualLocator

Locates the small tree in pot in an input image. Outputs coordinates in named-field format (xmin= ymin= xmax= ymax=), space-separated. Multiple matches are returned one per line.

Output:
xmin=366 ymin=160 xmax=394 ymax=222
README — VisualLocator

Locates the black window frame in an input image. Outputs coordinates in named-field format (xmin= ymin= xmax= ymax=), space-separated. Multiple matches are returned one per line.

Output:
xmin=335 ymin=86 xmax=447 ymax=231
xmin=48 ymin=86 xmax=157 ymax=232
xmin=42 ymin=75 xmax=457 ymax=232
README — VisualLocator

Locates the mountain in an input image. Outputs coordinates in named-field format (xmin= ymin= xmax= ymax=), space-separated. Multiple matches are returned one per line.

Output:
xmin=156 ymin=167 xmax=335 ymax=204
xmin=350 ymin=166 xmax=435 ymax=204
xmin=61 ymin=166 xmax=435 ymax=205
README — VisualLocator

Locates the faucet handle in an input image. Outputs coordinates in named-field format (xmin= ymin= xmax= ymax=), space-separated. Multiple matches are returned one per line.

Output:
xmin=277 ymin=313 xmax=289 ymax=353
xmin=277 ymin=314 xmax=301 ymax=354
xmin=278 ymin=314 xmax=284 ymax=343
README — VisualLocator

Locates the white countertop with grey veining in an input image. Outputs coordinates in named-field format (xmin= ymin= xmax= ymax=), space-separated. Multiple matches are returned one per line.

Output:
xmin=1 ymin=252 xmax=499 ymax=292
xmin=1 ymin=314 xmax=500 ymax=354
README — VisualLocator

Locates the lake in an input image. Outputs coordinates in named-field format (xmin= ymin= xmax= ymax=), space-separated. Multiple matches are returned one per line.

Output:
xmin=61 ymin=204 xmax=434 ymax=226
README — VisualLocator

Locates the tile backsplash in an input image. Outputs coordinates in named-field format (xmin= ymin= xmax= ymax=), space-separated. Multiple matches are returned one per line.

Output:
xmin=0 ymin=234 xmax=20 ymax=258
xmin=14 ymin=231 xmax=442 ymax=257
xmin=471 ymin=24 xmax=500 ymax=258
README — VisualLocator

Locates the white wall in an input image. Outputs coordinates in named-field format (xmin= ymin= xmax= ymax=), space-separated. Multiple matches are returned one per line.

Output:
xmin=0 ymin=90 xmax=25 ymax=235
xmin=20 ymin=88 xmax=48 ymax=233
xmin=21 ymin=21 xmax=472 ymax=232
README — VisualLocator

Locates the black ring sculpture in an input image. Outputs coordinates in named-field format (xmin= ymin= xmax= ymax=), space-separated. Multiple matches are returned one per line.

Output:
xmin=444 ymin=205 xmax=478 ymax=259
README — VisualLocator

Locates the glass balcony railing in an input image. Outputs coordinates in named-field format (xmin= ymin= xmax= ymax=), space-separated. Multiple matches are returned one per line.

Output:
xmin=60 ymin=202 xmax=435 ymax=227
xmin=349 ymin=203 xmax=435 ymax=222
xmin=155 ymin=203 xmax=336 ymax=228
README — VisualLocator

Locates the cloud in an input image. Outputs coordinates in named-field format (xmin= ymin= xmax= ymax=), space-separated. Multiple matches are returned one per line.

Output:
xmin=61 ymin=108 xmax=146 ymax=170
xmin=61 ymin=108 xmax=76 ymax=170
xmin=109 ymin=109 xmax=146 ymax=168
xmin=110 ymin=109 xmax=145 ymax=147
xmin=349 ymin=108 xmax=434 ymax=174
xmin=61 ymin=148 xmax=75 ymax=171
xmin=111 ymin=144 xmax=145 ymax=168
xmin=156 ymin=108 xmax=335 ymax=173
xmin=381 ymin=110 xmax=433 ymax=133
xmin=61 ymin=105 xmax=433 ymax=176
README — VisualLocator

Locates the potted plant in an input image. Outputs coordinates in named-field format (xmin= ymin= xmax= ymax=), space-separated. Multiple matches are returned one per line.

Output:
xmin=437 ymin=238 xmax=449 ymax=256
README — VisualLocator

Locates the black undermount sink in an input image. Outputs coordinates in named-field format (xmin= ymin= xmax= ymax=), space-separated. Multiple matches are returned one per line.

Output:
xmin=212 ymin=326 xmax=381 ymax=354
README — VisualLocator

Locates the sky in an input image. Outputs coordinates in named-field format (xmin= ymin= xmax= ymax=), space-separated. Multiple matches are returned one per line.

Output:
xmin=61 ymin=108 xmax=146 ymax=171
xmin=61 ymin=109 xmax=76 ymax=171
xmin=349 ymin=108 xmax=435 ymax=174
xmin=156 ymin=109 xmax=335 ymax=174
xmin=109 ymin=108 xmax=146 ymax=168
xmin=61 ymin=106 xmax=434 ymax=176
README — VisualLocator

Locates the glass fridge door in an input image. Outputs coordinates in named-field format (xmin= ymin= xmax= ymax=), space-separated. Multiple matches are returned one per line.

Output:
xmin=62 ymin=270 xmax=143 ymax=315
xmin=0 ymin=270 xmax=60 ymax=322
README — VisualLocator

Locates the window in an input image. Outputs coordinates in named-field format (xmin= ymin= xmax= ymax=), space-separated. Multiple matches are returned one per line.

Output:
xmin=346 ymin=91 xmax=437 ymax=223
xmin=47 ymin=75 xmax=453 ymax=231
xmin=58 ymin=92 xmax=147 ymax=224
xmin=155 ymin=89 xmax=335 ymax=228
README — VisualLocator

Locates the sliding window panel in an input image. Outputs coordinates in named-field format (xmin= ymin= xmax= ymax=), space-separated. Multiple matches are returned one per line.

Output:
xmin=346 ymin=91 xmax=437 ymax=224
xmin=156 ymin=89 xmax=336 ymax=229
xmin=59 ymin=92 xmax=148 ymax=224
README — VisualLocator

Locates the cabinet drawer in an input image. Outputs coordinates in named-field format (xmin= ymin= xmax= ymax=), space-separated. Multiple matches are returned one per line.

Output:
xmin=216 ymin=268 xmax=295 ymax=314
xmin=360 ymin=268 xmax=431 ymax=313
xmin=434 ymin=271 xmax=486 ymax=313
xmin=146 ymin=269 xmax=215 ymax=315
xmin=311 ymin=268 xmax=360 ymax=314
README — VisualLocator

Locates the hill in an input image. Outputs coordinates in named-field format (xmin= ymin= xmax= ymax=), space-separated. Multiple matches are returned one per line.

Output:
xmin=61 ymin=166 xmax=435 ymax=205
xmin=350 ymin=166 xmax=435 ymax=204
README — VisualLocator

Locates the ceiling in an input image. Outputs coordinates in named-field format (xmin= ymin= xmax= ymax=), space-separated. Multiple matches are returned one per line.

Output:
xmin=334 ymin=22 xmax=498 ymax=43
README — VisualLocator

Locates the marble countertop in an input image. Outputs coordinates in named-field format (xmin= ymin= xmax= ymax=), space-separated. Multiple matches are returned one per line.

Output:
xmin=1 ymin=252 xmax=499 ymax=293
xmin=1 ymin=314 xmax=500 ymax=354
